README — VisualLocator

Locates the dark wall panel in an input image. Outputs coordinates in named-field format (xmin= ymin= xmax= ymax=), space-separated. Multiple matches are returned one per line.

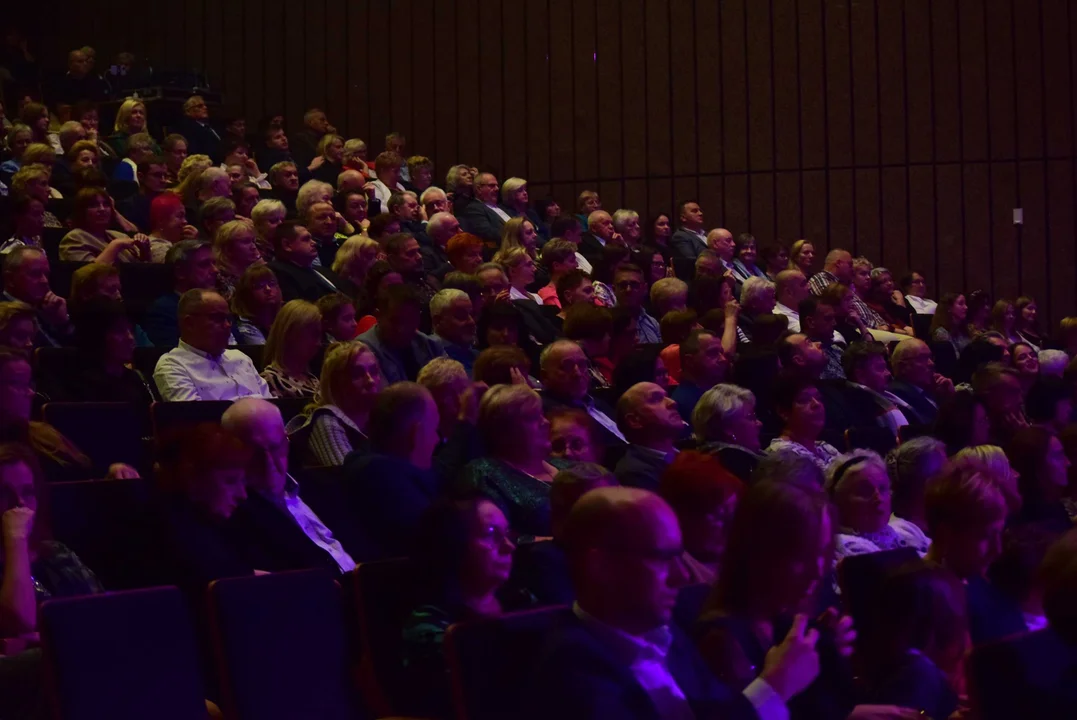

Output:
xmin=19 ymin=0 xmax=1077 ymax=320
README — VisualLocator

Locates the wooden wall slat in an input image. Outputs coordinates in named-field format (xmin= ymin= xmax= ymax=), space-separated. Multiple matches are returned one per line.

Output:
xmin=801 ymin=170 xmax=829 ymax=249
xmin=721 ymin=0 xmax=748 ymax=174
xmin=410 ymin=0 xmax=437 ymax=165
xmin=389 ymin=0 xmax=414 ymax=143
xmin=745 ymin=0 xmax=773 ymax=172
xmin=880 ymin=168 xmax=909 ymax=274
xmin=1041 ymin=0 xmax=1073 ymax=158
xmin=1017 ymin=162 xmax=1047 ymax=306
xmin=304 ymin=0 xmax=327 ymax=119
xmin=775 ymin=172 xmax=802 ymax=244
xmin=595 ymin=0 xmax=623 ymax=184
xmin=323 ymin=0 xmax=348 ymax=133
xmin=931 ymin=0 xmax=961 ymax=164
xmin=239 ymin=0 xmax=263 ymax=122
xmin=572 ymin=0 xmax=598 ymax=183
xmin=749 ymin=174 xmax=775 ymax=243
xmin=828 ymin=169 xmax=854 ymax=251
xmin=904 ymin=0 xmax=934 ymax=165
xmin=772 ymin=0 xmax=800 ymax=172
xmin=962 ymin=165 xmax=992 ymax=295
xmin=524 ymin=0 xmax=550 ymax=183
xmin=958 ymin=0 xmax=989 ymax=162
xmin=855 ymin=169 xmax=881 ymax=263
xmin=454 ymin=0 xmax=481 ymax=166
xmin=548 ymin=0 xmax=575 ymax=183
xmin=1013 ymin=0 xmax=1045 ymax=160
xmin=849 ymin=0 xmax=878 ymax=167
xmin=501 ymin=0 xmax=528 ymax=179
xmin=876 ymin=0 xmax=907 ymax=166
xmin=990 ymin=163 xmax=1020 ymax=300
xmin=203 ymin=1 xmax=224 ymax=100
xmin=985 ymin=0 xmax=1016 ymax=160
xmin=1046 ymin=161 xmax=1076 ymax=327
xmin=935 ymin=165 xmax=965 ymax=293
xmin=644 ymin=0 xmax=672 ymax=180
xmin=620 ymin=0 xmax=648 ymax=180
xmin=723 ymin=175 xmax=750 ymax=237
xmin=670 ymin=0 xmax=698 ymax=178
xmin=697 ymin=177 xmax=722 ymax=228
xmin=282 ymin=0 xmax=306 ymax=132
xmin=908 ymin=166 xmax=937 ymax=291
xmin=347 ymin=1 xmax=372 ymax=147
xmin=823 ymin=0 xmax=852 ymax=168
xmin=477 ymin=0 xmax=503 ymax=174
xmin=261 ymin=0 xmax=285 ymax=129
xmin=797 ymin=0 xmax=826 ymax=170
xmin=694 ymin=0 xmax=722 ymax=175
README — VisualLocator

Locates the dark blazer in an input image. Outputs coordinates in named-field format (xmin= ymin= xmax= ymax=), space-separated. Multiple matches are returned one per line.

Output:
xmin=887 ymin=379 xmax=940 ymax=426
xmin=289 ymin=128 xmax=322 ymax=171
xmin=342 ymin=452 xmax=441 ymax=559
xmin=510 ymin=540 xmax=573 ymax=606
xmin=613 ymin=445 xmax=672 ymax=491
xmin=458 ymin=198 xmax=508 ymax=247
xmin=226 ymin=491 xmax=341 ymax=575
xmin=171 ymin=117 xmax=223 ymax=162
xmin=357 ymin=325 xmax=446 ymax=384
xmin=513 ymin=298 xmax=560 ymax=348
xmin=540 ymin=392 xmax=625 ymax=449
xmin=421 ymin=244 xmax=454 ymax=281
xmin=524 ymin=609 xmax=757 ymax=720
xmin=866 ymin=653 xmax=958 ymax=720
xmin=577 ymin=233 xmax=607 ymax=269
xmin=143 ymin=292 xmax=182 ymax=348
xmin=670 ymin=228 xmax=707 ymax=261
xmin=267 ymin=259 xmax=343 ymax=303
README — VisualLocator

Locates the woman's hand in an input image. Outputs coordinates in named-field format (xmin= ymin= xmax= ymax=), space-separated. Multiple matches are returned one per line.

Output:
xmin=816 ymin=608 xmax=856 ymax=658
xmin=308 ymin=156 xmax=326 ymax=171
xmin=724 ymin=298 xmax=741 ymax=321
xmin=2 ymin=507 xmax=34 ymax=545
xmin=891 ymin=290 xmax=906 ymax=307
xmin=40 ymin=291 xmax=69 ymax=326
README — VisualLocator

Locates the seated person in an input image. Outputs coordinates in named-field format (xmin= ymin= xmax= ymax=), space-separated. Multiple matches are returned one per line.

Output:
xmin=117 ymin=156 xmax=171 ymax=233
xmin=690 ymin=383 xmax=765 ymax=483
xmin=196 ymin=196 xmax=236 ymax=240
xmin=416 ymin=357 xmax=484 ymax=478
xmin=658 ymin=451 xmax=744 ymax=586
xmin=827 ymin=341 xmax=909 ymax=439
xmin=60 ymin=187 xmax=151 ymax=263
xmin=473 ymin=345 xmax=533 ymax=387
xmin=259 ymin=300 xmax=322 ymax=399
xmin=286 ymin=341 xmax=381 ymax=467
xmin=1006 ymin=426 xmax=1073 ymax=530
xmin=143 ymin=240 xmax=220 ymax=347
xmin=231 ymin=264 xmax=282 ymax=345
xmin=0 ymin=301 xmax=36 ymax=353
xmin=462 ymin=385 xmax=562 ymax=537
xmin=613 ymin=382 xmax=688 ymax=490
xmin=316 ymin=293 xmax=358 ymax=343
xmin=357 ymin=285 xmax=445 ymax=384
xmin=539 ymin=339 xmax=626 ymax=447
xmin=221 ymin=399 xmax=356 ymax=573
xmin=766 ymin=374 xmax=842 ymax=471
xmin=343 ymin=383 xmax=442 ymax=558
xmin=2 ymin=195 xmax=47 ymax=254
xmin=267 ymin=221 xmax=344 ymax=303
xmin=826 ymin=451 xmax=930 ymax=561
xmin=885 ymin=437 xmax=948 ymax=534
xmin=111 ymin=132 xmax=156 ymax=184
xmin=212 ymin=218 xmax=262 ymax=300
xmin=430 ymin=288 xmax=478 ymax=376
xmin=547 ymin=407 xmax=604 ymax=465
xmin=562 ymin=302 xmax=615 ymax=393
xmin=1 ymin=247 xmax=73 ymax=347
xmin=0 ymin=442 xmax=104 ymax=637
xmin=671 ymin=328 xmax=731 ymax=424
xmin=402 ymin=495 xmax=526 ymax=717
xmin=153 ymin=289 xmax=272 ymax=402
xmin=48 ymin=297 xmax=156 ymax=404
xmin=147 ymin=192 xmax=200 ymax=262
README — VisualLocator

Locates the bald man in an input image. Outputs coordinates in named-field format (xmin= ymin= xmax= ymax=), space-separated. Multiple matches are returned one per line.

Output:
xmin=221 ymin=398 xmax=357 ymax=573
xmin=808 ymin=249 xmax=853 ymax=296
xmin=458 ymin=171 xmax=509 ymax=245
xmin=525 ymin=486 xmax=816 ymax=720
xmin=337 ymin=169 xmax=365 ymax=194
xmin=614 ymin=383 xmax=688 ymax=491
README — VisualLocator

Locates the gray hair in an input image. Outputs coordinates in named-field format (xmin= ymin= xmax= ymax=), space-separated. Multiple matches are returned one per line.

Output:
xmin=165 ymin=239 xmax=210 ymax=267
xmin=1039 ymin=349 xmax=1069 ymax=378
xmin=445 ymin=164 xmax=471 ymax=193
xmin=500 ymin=177 xmax=527 ymax=205
xmin=176 ymin=288 xmax=219 ymax=320
xmin=692 ymin=384 xmax=756 ymax=443
xmin=250 ymin=199 xmax=286 ymax=225
xmin=870 ymin=266 xmax=892 ymax=280
xmin=426 ymin=212 xmax=456 ymax=239
xmin=296 ymin=179 xmax=334 ymax=216
xmin=540 ymin=339 xmax=583 ymax=372
xmin=58 ymin=121 xmax=85 ymax=152
xmin=430 ymin=288 xmax=469 ymax=320
xmin=611 ymin=208 xmax=639 ymax=234
xmin=416 ymin=356 xmax=468 ymax=391
xmin=753 ymin=448 xmax=825 ymax=488
xmin=200 ymin=196 xmax=235 ymax=221
xmin=739 ymin=276 xmax=775 ymax=308
xmin=420 ymin=186 xmax=447 ymax=206
xmin=886 ymin=436 xmax=947 ymax=506
xmin=127 ymin=132 xmax=155 ymax=153
xmin=825 ymin=450 xmax=887 ymax=495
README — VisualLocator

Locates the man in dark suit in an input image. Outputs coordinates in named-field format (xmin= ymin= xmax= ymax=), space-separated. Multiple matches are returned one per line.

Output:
xmin=458 ymin=171 xmax=509 ymax=250
xmin=171 ymin=95 xmax=223 ymax=162
xmin=578 ymin=210 xmax=622 ymax=269
xmin=388 ymin=190 xmax=434 ymax=249
xmin=289 ymin=108 xmax=335 ymax=172
xmin=143 ymin=240 xmax=220 ymax=348
xmin=539 ymin=340 xmax=626 ymax=448
xmin=524 ymin=486 xmax=814 ymax=720
xmin=221 ymin=399 xmax=358 ymax=572
xmin=267 ymin=221 xmax=343 ymax=303
xmin=888 ymin=338 xmax=955 ymax=427
xmin=669 ymin=200 xmax=709 ymax=278
xmin=614 ymin=382 xmax=687 ymax=491
xmin=422 ymin=212 xmax=460 ymax=280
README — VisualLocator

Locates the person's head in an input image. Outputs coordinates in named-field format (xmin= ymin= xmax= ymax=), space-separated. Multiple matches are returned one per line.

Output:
xmin=646 ymin=279 xmax=687 ymax=322
xmin=972 ymin=362 xmax=1025 ymax=428
xmin=616 ymin=381 xmax=686 ymax=446
xmin=612 ymin=264 xmax=647 ymax=312
xmin=67 ymin=263 xmax=122 ymax=316
xmin=415 ymin=357 xmax=469 ymax=439
xmin=269 ymin=161 xmax=300 ymax=193
xmin=680 ymin=329 xmax=729 ymax=387
xmin=886 ymin=437 xmax=948 ymax=522
xmin=0 ymin=351 xmax=34 ymax=428
xmin=714 ymin=478 xmax=833 ymax=619
xmin=576 ymin=190 xmax=602 ymax=217
xmin=212 ymin=219 xmax=261 ymax=278
xmin=2 ymin=247 xmax=50 ymax=306
xmin=562 ymin=302 xmax=613 ymax=359
xmin=822 ymin=249 xmax=853 ymax=283
xmin=0 ymin=301 xmax=37 ymax=353
xmin=9 ymin=195 xmax=45 ymax=240
xmin=232 ymin=183 xmax=260 ymax=219
xmin=1015 ymin=296 xmax=1039 ymax=332
xmin=5 ymin=124 xmax=32 ymax=160
xmin=230 ymin=264 xmax=282 ymax=325
xmin=550 ymin=215 xmax=583 ymax=245
xmin=429 ymin=288 xmax=476 ymax=348
xmin=417 ymin=185 xmax=449 ymax=218
xmin=157 ymin=423 xmax=252 ymax=520
xmin=368 ymin=382 xmax=441 ymax=468
xmin=330 ymin=236 xmax=379 ymax=285
xmin=739 ymin=277 xmax=777 ymax=315
xmin=360 ymin=261 xmax=404 ymax=315
xmin=554 ymin=268 xmax=595 ymax=309
xmin=18 ymin=102 xmax=48 ymax=139
xmin=842 ymin=341 xmax=891 ymax=392
xmin=759 ymin=242 xmax=789 ymax=275
xmin=197 ymin=167 xmax=232 ymax=202
xmin=1041 ymin=529 xmax=1077 ymax=647
xmin=168 ymin=239 xmax=218 ymax=292
xmin=274 ymin=221 xmax=318 ymax=267
xmin=315 ymin=133 xmax=343 ymax=165
xmin=67 ymin=48 xmax=90 ymax=78
xmin=263 ymin=299 xmax=322 ymax=372
xmin=479 ymin=384 xmax=551 ymax=463
xmin=71 ymin=297 xmax=136 ymax=366
xmin=312 ymin=293 xmax=355 ymax=343
xmin=606 ymin=209 xmax=639 ymax=246
xmin=177 ymin=289 xmax=233 ymax=355
xmin=926 ymin=464 xmax=1008 ymax=578
xmin=773 ymin=269 xmax=809 ymax=309
xmin=381 ymin=233 xmax=422 ymax=278
xmin=1026 ymin=379 xmax=1073 ymax=432
xmin=386 ymin=191 xmax=420 ymax=224
xmin=445 ymin=232 xmax=486 ymax=275
xmin=951 ymin=444 xmax=1022 ymax=515
xmin=58 ymin=121 xmax=88 ymax=153
xmin=732 ymin=233 xmax=756 ymax=266
xmin=162 ymin=134 xmax=188 ymax=173
xmin=540 ymin=339 xmax=592 ymax=402
xmin=261 ymin=123 xmax=290 ymax=153
xmin=250 ymin=200 xmax=286 ymax=246
xmin=113 ymin=98 xmax=146 ymax=134
xmin=374 ymin=151 xmax=403 ymax=187
xmin=848 ymin=257 xmax=872 ymax=296
xmin=10 ymin=164 xmax=52 ymax=204
xmin=673 ymin=199 xmax=703 ymax=231
xmin=0 ymin=443 xmax=49 ymax=550
xmin=588 ymin=210 xmax=615 ymax=241
xmin=991 ymin=299 xmax=1016 ymax=335
xmin=411 ymin=495 xmax=516 ymax=610
xmin=889 ymin=338 xmax=934 ymax=390
xmin=826 ymin=452 xmax=893 ymax=535
xmin=1038 ymin=349 xmax=1068 ymax=379
xmin=545 ymin=408 xmax=602 ymax=464
xmin=796 ymin=296 xmax=835 ymax=344
xmin=1010 ymin=341 xmax=1040 ymax=379
xmin=535 ymin=239 xmax=576 ymax=280
xmin=295 ymin=179 xmax=334 ymax=219
xmin=198 ymin=197 xmax=236 ymax=238
xmin=73 ymin=102 xmax=100 ymax=134
xmin=691 ymin=384 xmax=763 ymax=452
xmin=444 ymin=164 xmax=473 ymax=194
xmin=500 ymin=217 xmax=539 ymax=256
xmin=376 ymin=284 xmax=423 ymax=350
xmin=660 ymin=452 xmax=744 ymax=564
xmin=773 ymin=373 xmax=826 ymax=438
xmin=699 ymin=231 xmax=732 ymax=266
xmin=474 ymin=263 xmax=511 ymax=307
xmin=472 ymin=345 xmax=531 ymax=386
xmin=301 ymin=200 xmax=336 ymax=240
xmin=66 ymin=140 xmax=98 ymax=171
xmin=174 ymin=154 xmax=214 ymax=203
xmin=182 ymin=95 xmax=209 ymax=121
xmin=316 ymin=340 xmax=383 ymax=416
xmin=933 ymin=392 xmax=991 ymax=457
xmin=1007 ymin=426 xmax=1072 ymax=510
xmin=564 ymin=487 xmax=687 ymax=633
xmin=931 ymin=293 xmax=969 ymax=336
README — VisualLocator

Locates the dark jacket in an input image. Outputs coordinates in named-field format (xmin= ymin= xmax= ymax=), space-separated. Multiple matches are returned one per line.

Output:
xmin=268 ymin=259 xmax=343 ymax=303
xmin=614 ymin=445 xmax=673 ymax=491
xmin=289 ymin=128 xmax=323 ymax=171
xmin=357 ymin=325 xmax=446 ymax=384
xmin=577 ymin=233 xmax=607 ymax=269
xmin=866 ymin=653 xmax=958 ymax=720
xmin=524 ymin=609 xmax=757 ymax=720
xmin=143 ymin=292 xmax=182 ymax=348
xmin=171 ymin=117 xmax=223 ymax=163
xmin=539 ymin=392 xmax=625 ymax=449
xmin=510 ymin=540 xmax=573 ymax=606
xmin=226 ymin=491 xmax=341 ymax=575
xmin=458 ymin=198 xmax=508 ymax=248
xmin=887 ymin=379 xmax=940 ymax=426
xmin=342 ymin=452 xmax=441 ymax=559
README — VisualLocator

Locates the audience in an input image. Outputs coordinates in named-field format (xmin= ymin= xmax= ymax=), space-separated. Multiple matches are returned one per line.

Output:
xmin=143 ymin=239 xmax=220 ymax=347
xmin=259 ymin=299 xmax=322 ymax=398
xmin=671 ymin=328 xmax=730 ymax=424
xmin=2 ymin=247 xmax=73 ymax=347
xmin=691 ymin=384 xmax=765 ymax=482
xmin=267 ymin=221 xmax=342 ymax=303
xmin=357 ymin=285 xmax=445 ymax=384
xmin=885 ymin=437 xmax=948 ymax=533
xmin=1006 ymin=426 xmax=1073 ymax=530
xmin=613 ymin=382 xmax=686 ymax=490
xmin=767 ymin=374 xmax=841 ymax=470
xmin=231 ymin=264 xmax=283 ymax=344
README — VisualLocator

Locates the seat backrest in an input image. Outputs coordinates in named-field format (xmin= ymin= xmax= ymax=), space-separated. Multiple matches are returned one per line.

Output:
xmin=845 ymin=425 xmax=898 ymax=455
xmin=48 ymin=478 xmax=155 ymax=590
xmin=41 ymin=227 xmax=67 ymax=265
xmin=208 ymin=570 xmax=358 ymax=720
xmin=968 ymin=629 xmax=1077 ymax=720
xmin=132 ymin=345 xmax=172 ymax=379
xmin=837 ymin=548 xmax=922 ymax=629
xmin=296 ymin=466 xmax=377 ymax=562
xmin=353 ymin=558 xmax=416 ymax=715
xmin=42 ymin=401 xmax=149 ymax=477
xmin=118 ymin=263 xmax=175 ymax=322
xmin=445 ymin=606 xmax=564 ymax=720
xmin=234 ymin=344 xmax=264 ymax=370
xmin=41 ymin=586 xmax=207 ymax=720
xmin=271 ymin=396 xmax=309 ymax=424
xmin=151 ymin=399 xmax=234 ymax=437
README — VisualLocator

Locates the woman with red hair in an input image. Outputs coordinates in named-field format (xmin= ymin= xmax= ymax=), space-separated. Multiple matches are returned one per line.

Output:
xmin=658 ymin=450 xmax=745 ymax=585
xmin=147 ymin=192 xmax=198 ymax=262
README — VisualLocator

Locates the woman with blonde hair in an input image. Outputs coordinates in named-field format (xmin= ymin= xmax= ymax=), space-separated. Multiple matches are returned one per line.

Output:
xmin=285 ymin=340 xmax=383 ymax=466
xmin=0 ymin=124 xmax=32 ymax=183
xmin=342 ymin=138 xmax=375 ymax=180
xmin=990 ymin=299 xmax=1021 ymax=344
xmin=250 ymin=198 xmax=286 ymax=261
xmin=492 ymin=245 xmax=541 ymax=303
xmin=107 ymin=98 xmax=159 ymax=157
xmin=171 ymin=153 xmax=214 ymax=206
xmin=332 ymin=234 xmax=381 ymax=300
xmin=0 ymin=301 xmax=37 ymax=352
xmin=787 ymin=238 xmax=816 ymax=275
xmin=213 ymin=218 xmax=262 ymax=300
xmin=259 ymin=300 xmax=323 ymax=398
xmin=231 ymin=265 xmax=282 ymax=345
xmin=499 ymin=216 xmax=540 ymax=258
xmin=310 ymin=133 xmax=344 ymax=185
xmin=951 ymin=444 xmax=1022 ymax=516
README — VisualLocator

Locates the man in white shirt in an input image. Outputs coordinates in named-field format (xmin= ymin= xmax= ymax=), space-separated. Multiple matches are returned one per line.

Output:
xmin=221 ymin=398 xmax=356 ymax=573
xmin=524 ymin=486 xmax=817 ymax=720
xmin=153 ymin=289 xmax=272 ymax=402
xmin=368 ymin=151 xmax=406 ymax=214
xmin=773 ymin=269 xmax=810 ymax=331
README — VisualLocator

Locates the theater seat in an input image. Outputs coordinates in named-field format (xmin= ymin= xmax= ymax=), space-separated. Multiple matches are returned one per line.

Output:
xmin=50 ymin=261 xmax=88 ymax=299
xmin=40 ymin=586 xmax=208 ymax=720
xmin=132 ymin=345 xmax=172 ymax=380
xmin=837 ymin=548 xmax=921 ymax=632
xmin=844 ymin=426 xmax=898 ymax=456
xmin=352 ymin=558 xmax=416 ymax=716
xmin=42 ymin=401 xmax=150 ymax=478
xmin=151 ymin=400 xmax=234 ymax=437
xmin=41 ymin=227 xmax=67 ymax=264
xmin=118 ymin=263 xmax=175 ymax=322
xmin=968 ymin=628 xmax=1077 ymax=720
xmin=208 ymin=570 xmax=360 ymax=720
xmin=48 ymin=478 xmax=156 ymax=589
xmin=444 ymin=605 xmax=564 ymax=720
